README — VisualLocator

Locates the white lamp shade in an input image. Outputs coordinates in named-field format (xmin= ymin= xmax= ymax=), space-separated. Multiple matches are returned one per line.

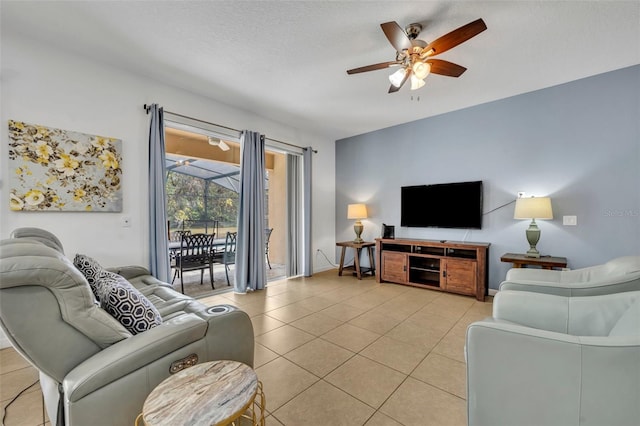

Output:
xmin=412 ymin=61 xmax=431 ymax=80
xmin=514 ymin=197 xmax=553 ymax=220
xmin=388 ymin=68 xmax=407 ymax=87
xmin=347 ymin=203 xmax=368 ymax=219
xmin=410 ymin=75 xmax=426 ymax=90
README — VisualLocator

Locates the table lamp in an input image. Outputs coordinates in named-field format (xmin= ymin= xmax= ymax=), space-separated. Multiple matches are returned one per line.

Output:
xmin=514 ymin=196 xmax=553 ymax=258
xmin=347 ymin=203 xmax=368 ymax=243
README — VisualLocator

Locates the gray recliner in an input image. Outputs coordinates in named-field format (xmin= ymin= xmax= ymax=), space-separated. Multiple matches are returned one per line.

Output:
xmin=0 ymin=228 xmax=254 ymax=426
xmin=466 ymin=290 xmax=640 ymax=426
xmin=499 ymin=255 xmax=640 ymax=296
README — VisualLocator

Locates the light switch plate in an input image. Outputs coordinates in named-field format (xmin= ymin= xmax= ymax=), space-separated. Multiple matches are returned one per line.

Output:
xmin=563 ymin=215 xmax=577 ymax=226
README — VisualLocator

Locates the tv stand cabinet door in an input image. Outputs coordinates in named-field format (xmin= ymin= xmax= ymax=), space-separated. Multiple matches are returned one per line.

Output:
xmin=443 ymin=259 xmax=477 ymax=295
xmin=381 ymin=251 xmax=408 ymax=284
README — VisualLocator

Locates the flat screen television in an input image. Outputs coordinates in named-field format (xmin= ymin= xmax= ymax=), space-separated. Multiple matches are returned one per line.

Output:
xmin=401 ymin=180 xmax=483 ymax=229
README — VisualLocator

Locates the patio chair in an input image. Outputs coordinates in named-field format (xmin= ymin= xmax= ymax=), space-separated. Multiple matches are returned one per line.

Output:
xmin=212 ymin=232 xmax=237 ymax=287
xmin=170 ymin=230 xmax=192 ymax=284
xmin=174 ymin=233 xmax=215 ymax=293
xmin=265 ymin=228 xmax=273 ymax=269
xmin=170 ymin=229 xmax=191 ymax=242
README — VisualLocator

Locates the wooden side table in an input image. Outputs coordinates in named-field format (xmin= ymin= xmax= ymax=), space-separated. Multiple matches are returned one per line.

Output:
xmin=138 ymin=360 xmax=265 ymax=426
xmin=501 ymin=253 xmax=568 ymax=270
xmin=336 ymin=241 xmax=375 ymax=280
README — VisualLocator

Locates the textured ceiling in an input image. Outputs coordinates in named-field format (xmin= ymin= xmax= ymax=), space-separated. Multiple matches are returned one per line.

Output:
xmin=2 ymin=1 xmax=639 ymax=140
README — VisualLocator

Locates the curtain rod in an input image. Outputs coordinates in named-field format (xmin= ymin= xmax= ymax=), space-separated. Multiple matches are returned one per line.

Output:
xmin=143 ymin=104 xmax=317 ymax=153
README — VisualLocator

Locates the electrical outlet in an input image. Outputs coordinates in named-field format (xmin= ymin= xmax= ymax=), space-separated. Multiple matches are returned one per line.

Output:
xmin=517 ymin=192 xmax=526 ymax=198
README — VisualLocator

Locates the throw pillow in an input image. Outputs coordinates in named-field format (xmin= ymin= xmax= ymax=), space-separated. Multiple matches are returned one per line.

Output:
xmin=95 ymin=271 xmax=162 ymax=335
xmin=73 ymin=253 xmax=104 ymax=300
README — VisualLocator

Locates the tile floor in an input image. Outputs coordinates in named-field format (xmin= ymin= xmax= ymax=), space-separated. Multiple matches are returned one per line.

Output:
xmin=0 ymin=269 xmax=492 ymax=426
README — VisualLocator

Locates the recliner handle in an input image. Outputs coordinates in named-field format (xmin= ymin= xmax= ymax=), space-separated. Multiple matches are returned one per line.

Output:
xmin=169 ymin=353 xmax=199 ymax=374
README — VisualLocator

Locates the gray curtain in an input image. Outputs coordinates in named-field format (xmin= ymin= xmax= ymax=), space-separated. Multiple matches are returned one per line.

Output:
xmin=303 ymin=147 xmax=313 ymax=276
xmin=286 ymin=154 xmax=301 ymax=277
xmin=235 ymin=130 xmax=267 ymax=292
xmin=148 ymin=104 xmax=170 ymax=282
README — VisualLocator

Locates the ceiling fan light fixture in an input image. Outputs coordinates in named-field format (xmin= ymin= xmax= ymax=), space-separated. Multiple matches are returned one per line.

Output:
xmin=412 ymin=61 xmax=431 ymax=80
xmin=410 ymin=74 xmax=426 ymax=91
xmin=389 ymin=68 xmax=407 ymax=87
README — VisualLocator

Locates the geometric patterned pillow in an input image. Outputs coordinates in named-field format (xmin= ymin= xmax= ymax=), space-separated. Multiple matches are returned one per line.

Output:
xmin=73 ymin=253 xmax=104 ymax=301
xmin=94 ymin=270 xmax=162 ymax=335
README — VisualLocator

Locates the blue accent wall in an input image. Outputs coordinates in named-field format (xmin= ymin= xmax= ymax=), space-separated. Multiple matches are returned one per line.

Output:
xmin=336 ymin=65 xmax=640 ymax=291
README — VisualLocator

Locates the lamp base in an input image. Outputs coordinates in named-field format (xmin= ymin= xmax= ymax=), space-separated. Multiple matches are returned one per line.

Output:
xmin=526 ymin=248 xmax=541 ymax=258
xmin=525 ymin=219 xmax=541 ymax=258
xmin=353 ymin=220 xmax=364 ymax=243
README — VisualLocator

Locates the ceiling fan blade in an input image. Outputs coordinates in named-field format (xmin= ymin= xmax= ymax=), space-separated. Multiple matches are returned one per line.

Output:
xmin=381 ymin=21 xmax=412 ymax=53
xmin=388 ymin=68 xmax=411 ymax=93
xmin=421 ymin=18 xmax=487 ymax=58
xmin=347 ymin=61 xmax=401 ymax=75
xmin=426 ymin=59 xmax=467 ymax=77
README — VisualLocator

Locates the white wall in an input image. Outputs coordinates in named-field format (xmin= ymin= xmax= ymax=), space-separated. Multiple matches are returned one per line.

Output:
xmin=1 ymin=32 xmax=337 ymax=349
xmin=0 ymin=33 xmax=335 ymax=273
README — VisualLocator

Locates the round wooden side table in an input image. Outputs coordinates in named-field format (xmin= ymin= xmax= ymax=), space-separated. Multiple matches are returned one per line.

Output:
xmin=137 ymin=360 xmax=265 ymax=426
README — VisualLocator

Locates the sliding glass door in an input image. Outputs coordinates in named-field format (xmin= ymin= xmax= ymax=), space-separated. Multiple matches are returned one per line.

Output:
xmin=163 ymin=121 xmax=303 ymax=284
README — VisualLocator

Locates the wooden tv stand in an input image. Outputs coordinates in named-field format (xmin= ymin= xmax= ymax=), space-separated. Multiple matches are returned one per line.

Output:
xmin=375 ymin=238 xmax=490 ymax=301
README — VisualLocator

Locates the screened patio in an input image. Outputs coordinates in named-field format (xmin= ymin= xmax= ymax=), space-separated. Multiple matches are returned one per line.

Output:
xmin=165 ymin=153 xmax=241 ymax=236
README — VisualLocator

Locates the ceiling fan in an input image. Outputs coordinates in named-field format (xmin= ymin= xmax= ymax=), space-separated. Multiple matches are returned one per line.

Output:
xmin=347 ymin=18 xmax=487 ymax=93
xmin=208 ymin=136 xmax=230 ymax=151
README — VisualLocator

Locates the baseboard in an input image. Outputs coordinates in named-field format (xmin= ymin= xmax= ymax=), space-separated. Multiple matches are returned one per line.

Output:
xmin=312 ymin=265 xmax=337 ymax=274
xmin=488 ymin=288 xmax=498 ymax=296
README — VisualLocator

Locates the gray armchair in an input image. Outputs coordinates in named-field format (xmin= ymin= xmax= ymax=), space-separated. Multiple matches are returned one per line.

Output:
xmin=466 ymin=290 xmax=640 ymax=426
xmin=499 ymin=255 xmax=640 ymax=296
xmin=0 ymin=228 xmax=254 ymax=426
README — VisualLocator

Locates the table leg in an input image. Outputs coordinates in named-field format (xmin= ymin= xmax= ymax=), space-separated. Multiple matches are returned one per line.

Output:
xmin=354 ymin=248 xmax=362 ymax=279
xmin=338 ymin=246 xmax=347 ymax=276
xmin=367 ymin=247 xmax=375 ymax=274
xmin=238 ymin=380 xmax=265 ymax=426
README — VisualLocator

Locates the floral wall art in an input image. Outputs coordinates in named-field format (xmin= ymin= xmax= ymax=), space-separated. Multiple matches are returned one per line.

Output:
xmin=8 ymin=120 xmax=123 ymax=212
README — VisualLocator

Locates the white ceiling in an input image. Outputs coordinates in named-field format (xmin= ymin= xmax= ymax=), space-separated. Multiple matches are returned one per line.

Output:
xmin=2 ymin=1 xmax=639 ymax=140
